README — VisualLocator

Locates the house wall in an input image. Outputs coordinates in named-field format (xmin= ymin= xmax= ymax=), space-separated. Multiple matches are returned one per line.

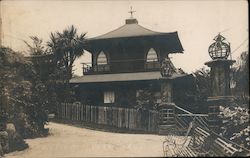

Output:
xmin=86 ymin=37 xmax=172 ymax=74
xmin=74 ymin=80 xmax=161 ymax=108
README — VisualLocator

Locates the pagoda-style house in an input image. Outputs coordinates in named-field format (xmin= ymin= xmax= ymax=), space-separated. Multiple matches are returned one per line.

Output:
xmin=70 ymin=16 xmax=192 ymax=108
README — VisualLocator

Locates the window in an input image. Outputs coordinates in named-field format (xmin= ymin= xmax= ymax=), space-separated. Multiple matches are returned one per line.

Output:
xmin=104 ymin=91 xmax=115 ymax=103
xmin=145 ymin=48 xmax=160 ymax=70
xmin=97 ymin=51 xmax=108 ymax=65
xmin=146 ymin=48 xmax=158 ymax=62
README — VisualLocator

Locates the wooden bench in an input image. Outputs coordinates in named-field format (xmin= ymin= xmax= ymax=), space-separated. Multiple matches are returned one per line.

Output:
xmin=170 ymin=126 xmax=211 ymax=157
xmin=163 ymin=118 xmax=249 ymax=157
xmin=173 ymin=127 xmax=245 ymax=157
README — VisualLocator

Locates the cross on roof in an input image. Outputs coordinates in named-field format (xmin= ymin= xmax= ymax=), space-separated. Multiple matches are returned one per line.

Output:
xmin=128 ymin=6 xmax=136 ymax=18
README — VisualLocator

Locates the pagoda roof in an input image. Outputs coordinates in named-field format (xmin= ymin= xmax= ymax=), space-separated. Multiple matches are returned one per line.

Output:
xmin=85 ymin=18 xmax=184 ymax=54
xmin=89 ymin=22 xmax=176 ymax=40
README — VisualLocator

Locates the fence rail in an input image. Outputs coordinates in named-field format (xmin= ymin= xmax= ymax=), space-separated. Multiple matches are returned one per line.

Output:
xmin=57 ymin=103 xmax=209 ymax=133
xmin=175 ymin=105 xmax=209 ymax=131
xmin=57 ymin=102 xmax=159 ymax=133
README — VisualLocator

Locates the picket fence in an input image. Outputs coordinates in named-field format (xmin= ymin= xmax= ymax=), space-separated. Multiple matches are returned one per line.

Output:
xmin=57 ymin=102 xmax=159 ymax=133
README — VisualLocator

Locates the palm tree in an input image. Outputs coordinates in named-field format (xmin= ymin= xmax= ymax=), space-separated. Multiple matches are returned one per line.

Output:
xmin=48 ymin=25 xmax=86 ymax=82
xmin=47 ymin=25 xmax=86 ymax=103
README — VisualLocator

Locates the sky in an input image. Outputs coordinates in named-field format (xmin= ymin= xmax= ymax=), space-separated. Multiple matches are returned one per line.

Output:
xmin=1 ymin=0 xmax=249 ymax=76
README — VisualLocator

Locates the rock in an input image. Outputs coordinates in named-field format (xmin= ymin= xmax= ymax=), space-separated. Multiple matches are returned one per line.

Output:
xmin=6 ymin=123 xmax=16 ymax=136
xmin=6 ymin=123 xmax=28 ymax=152
xmin=0 ymin=131 xmax=9 ymax=153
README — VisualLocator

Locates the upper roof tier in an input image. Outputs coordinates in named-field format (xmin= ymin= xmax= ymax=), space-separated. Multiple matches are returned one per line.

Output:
xmin=86 ymin=18 xmax=184 ymax=54
xmin=89 ymin=18 xmax=180 ymax=40
xmin=89 ymin=18 xmax=174 ymax=40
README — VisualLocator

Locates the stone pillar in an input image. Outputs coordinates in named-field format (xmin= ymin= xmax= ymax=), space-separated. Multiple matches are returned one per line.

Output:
xmin=158 ymin=78 xmax=176 ymax=134
xmin=205 ymin=59 xmax=235 ymax=132
xmin=161 ymin=79 xmax=173 ymax=103
xmin=158 ymin=57 xmax=177 ymax=134
xmin=205 ymin=59 xmax=235 ymax=97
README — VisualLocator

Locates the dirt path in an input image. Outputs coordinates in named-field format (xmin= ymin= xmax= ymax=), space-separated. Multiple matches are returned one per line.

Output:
xmin=5 ymin=122 xmax=167 ymax=157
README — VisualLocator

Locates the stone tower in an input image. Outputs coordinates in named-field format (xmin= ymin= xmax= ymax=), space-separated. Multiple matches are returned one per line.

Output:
xmin=205 ymin=34 xmax=235 ymax=133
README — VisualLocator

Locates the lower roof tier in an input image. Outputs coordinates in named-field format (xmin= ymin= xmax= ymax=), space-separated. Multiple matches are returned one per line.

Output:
xmin=70 ymin=71 xmax=189 ymax=84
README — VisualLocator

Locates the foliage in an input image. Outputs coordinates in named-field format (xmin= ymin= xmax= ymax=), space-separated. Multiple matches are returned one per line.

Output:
xmin=47 ymin=25 xmax=86 ymax=103
xmin=0 ymin=46 xmax=49 ymax=138
xmin=192 ymin=67 xmax=211 ymax=100
xmin=6 ymin=123 xmax=28 ymax=152
xmin=219 ymin=51 xmax=249 ymax=149
xmin=0 ymin=25 xmax=86 ymax=154
xmin=24 ymin=36 xmax=49 ymax=56
xmin=25 ymin=36 xmax=59 ymax=113
xmin=0 ymin=47 xmax=30 ymax=153
xmin=231 ymin=51 xmax=249 ymax=103
xmin=135 ymin=83 xmax=159 ymax=110
xmin=47 ymin=25 xmax=86 ymax=82
xmin=173 ymin=67 xmax=210 ymax=113
xmin=0 ymin=47 xmax=30 ymax=122
xmin=220 ymin=105 xmax=250 ymax=149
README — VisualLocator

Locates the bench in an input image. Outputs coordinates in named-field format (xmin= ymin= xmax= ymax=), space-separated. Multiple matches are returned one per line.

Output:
xmin=162 ymin=117 xmax=248 ymax=157
xmin=173 ymin=127 xmax=245 ymax=157
xmin=170 ymin=126 xmax=211 ymax=157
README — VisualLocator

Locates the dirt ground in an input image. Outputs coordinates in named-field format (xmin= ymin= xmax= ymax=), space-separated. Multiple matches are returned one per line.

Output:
xmin=4 ymin=122 xmax=170 ymax=157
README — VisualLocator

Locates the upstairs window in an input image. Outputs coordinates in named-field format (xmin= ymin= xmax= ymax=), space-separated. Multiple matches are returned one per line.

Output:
xmin=146 ymin=48 xmax=158 ymax=62
xmin=97 ymin=51 xmax=108 ymax=65
xmin=104 ymin=91 xmax=115 ymax=103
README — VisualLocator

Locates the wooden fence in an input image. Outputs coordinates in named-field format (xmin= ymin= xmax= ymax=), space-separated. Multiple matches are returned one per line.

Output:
xmin=57 ymin=102 xmax=159 ymax=133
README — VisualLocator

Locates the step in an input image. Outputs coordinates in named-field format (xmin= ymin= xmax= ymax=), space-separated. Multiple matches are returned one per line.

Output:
xmin=161 ymin=117 xmax=175 ymax=119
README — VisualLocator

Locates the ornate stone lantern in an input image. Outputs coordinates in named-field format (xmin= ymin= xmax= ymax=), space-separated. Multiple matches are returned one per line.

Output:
xmin=208 ymin=34 xmax=231 ymax=60
xmin=158 ymin=57 xmax=177 ymax=134
xmin=205 ymin=34 xmax=236 ymax=133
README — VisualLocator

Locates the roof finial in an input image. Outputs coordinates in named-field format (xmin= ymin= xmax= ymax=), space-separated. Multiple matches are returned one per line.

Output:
xmin=128 ymin=6 xmax=136 ymax=18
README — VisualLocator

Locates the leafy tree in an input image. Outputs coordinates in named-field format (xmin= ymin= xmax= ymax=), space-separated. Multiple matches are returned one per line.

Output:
xmin=0 ymin=43 xmax=53 ymax=138
xmin=0 ymin=47 xmax=33 ymax=137
xmin=173 ymin=67 xmax=210 ymax=113
xmin=192 ymin=67 xmax=211 ymax=100
xmin=217 ymin=51 xmax=249 ymax=149
xmin=47 ymin=25 xmax=86 ymax=103
xmin=24 ymin=36 xmax=49 ymax=56
xmin=47 ymin=25 xmax=86 ymax=83
xmin=232 ymin=51 xmax=249 ymax=104
xmin=25 ymin=36 xmax=58 ymax=126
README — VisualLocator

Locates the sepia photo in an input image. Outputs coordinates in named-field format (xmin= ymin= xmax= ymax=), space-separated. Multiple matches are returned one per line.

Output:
xmin=0 ymin=0 xmax=249 ymax=157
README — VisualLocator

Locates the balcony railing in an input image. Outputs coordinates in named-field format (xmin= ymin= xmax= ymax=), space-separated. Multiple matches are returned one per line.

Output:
xmin=82 ymin=60 xmax=160 ymax=75
xmin=145 ymin=61 xmax=160 ymax=70
xmin=83 ymin=63 xmax=92 ymax=74
xmin=83 ymin=63 xmax=110 ymax=75
xmin=95 ymin=64 xmax=110 ymax=72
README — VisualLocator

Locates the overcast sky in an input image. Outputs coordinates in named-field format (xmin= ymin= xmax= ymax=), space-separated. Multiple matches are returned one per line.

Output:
xmin=1 ymin=0 xmax=248 ymax=76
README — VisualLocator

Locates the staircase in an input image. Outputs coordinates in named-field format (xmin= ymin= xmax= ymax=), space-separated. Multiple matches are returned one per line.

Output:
xmin=158 ymin=105 xmax=176 ymax=135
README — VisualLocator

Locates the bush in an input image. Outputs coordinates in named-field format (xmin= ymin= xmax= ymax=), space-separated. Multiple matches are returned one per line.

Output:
xmin=220 ymin=105 xmax=250 ymax=149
